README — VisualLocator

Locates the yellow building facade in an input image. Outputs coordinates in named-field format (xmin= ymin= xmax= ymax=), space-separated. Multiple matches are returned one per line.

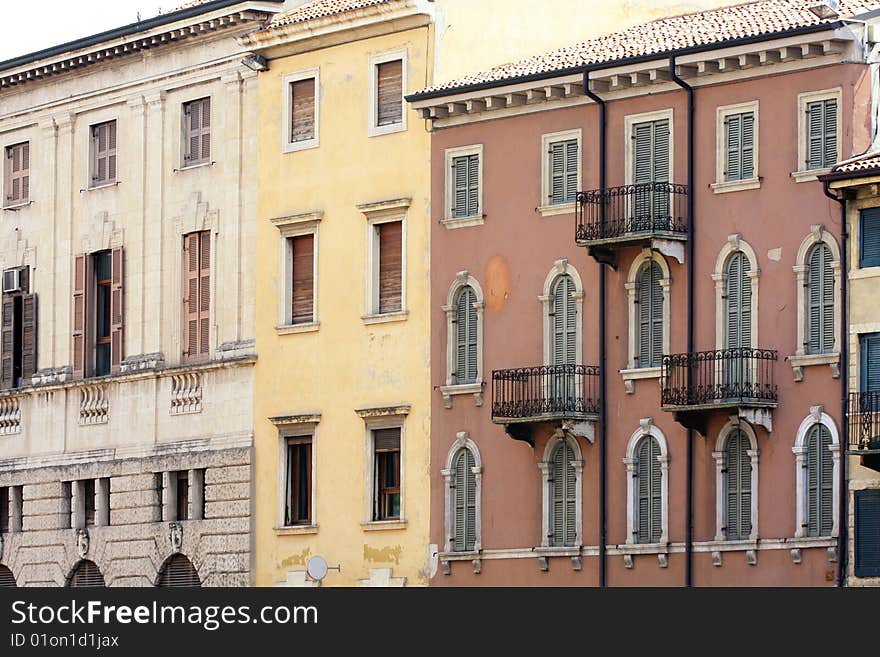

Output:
xmin=243 ymin=0 xmax=735 ymax=587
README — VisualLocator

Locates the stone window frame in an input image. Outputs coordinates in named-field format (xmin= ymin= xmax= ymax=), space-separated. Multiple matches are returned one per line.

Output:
xmin=621 ymin=248 xmax=671 ymax=393
xmin=711 ymin=99 xmax=761 ymax=194
xmin=270 ymin=413 xmax=321 ymax=536
xmin=713 ymin=233 xmax=760 ymax=351
xmin=272 ymin=210 xmax=322 ymax=335
xmin=442 ymin=144 xmax=484 ymax=229
xmin=440 ymin=431 xmax=484 ymax=556
xmin=712 ymin=416 xmax=760 ymax=542
xmin=359 ymin=198 xmax=410 ymax=325
xmin=368 ymin=48 xmax=408 ymax=138
xmin=537 ymin=429 xmax=584 ymax=550
xmin=789 ymin=225 xmax=842 ymax=381
xmin=538 ymin=128 xmax=582 ymax=217
xmin=623 ymin=418 xmax=669 ymax=548
xmin=356 ymin=404 xmax=410 ymax=531
xmin=539 ymin=258 xmax=584 ymax=367
xmin=281 ymin=67 xmax=320 ymax=154
xmin=792 ymin=406 xmax=840 ymax=539
xmin=440 ymin=271 xmax=485 ymax=408
xmin=792 ymin=87 xmax=842 ymax=183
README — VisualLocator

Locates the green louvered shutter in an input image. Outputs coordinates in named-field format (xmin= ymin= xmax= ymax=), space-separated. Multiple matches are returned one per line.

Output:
xmin=741 ymin=112 xmax=755 ymax=180
xmin=805 ymin=424 xmax=834 ymax=537
xmin=452 ymin=155 xmax=479 ymax=218
xmin=452 ymin=448 xmax=476 ymax=551
xmin=467 ymin=154 xmax=480 ymax=216
xmin=636 ymin=436 xmax=661 ymax=543
xmin=636 ymin=262 xmax=663 ymax=368
xmin=860 ymin=208 xmax=880 ymax=268
xmin=725 ymin=112 xmax=755 ymax=181
xmin=854 ymin=490 xmax=880 ymax=577
xmin=565 ymin=140 xmax=579 ymax=203
xmin=550 ymin=139 xmax=579 ymax=205
xmin=806 ymin=243 xmax=834 ymax=354
xmin=550 ymin=441 xmax=576 ymax=547
xmin=724 ymin=430 xmax=752 ymax=540
xmin=633 ymin=122 xmax=653 ymax=223
xmin=652 ymin=120 xmax=670 ymax=220
xmin=807 ymin=99 xmax=838 ymax=170
xmin=861 ymin=333 xmax=880 ymax=392
xmin=453 ymin=286 xmax=477 ymax=384
xmin=551 ymin=275 xmax=576 ymax=367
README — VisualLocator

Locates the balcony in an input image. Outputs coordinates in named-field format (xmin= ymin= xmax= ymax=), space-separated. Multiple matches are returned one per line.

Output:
xmin=661 ymin=348 xmax=778 ymax=435
xmin=492 ymin=364 xmax=600 ymax=445
xmin=848 ymin=392 xmax=880 ymax=471
xmin=575 ymin=182 xmax=688 ymax=266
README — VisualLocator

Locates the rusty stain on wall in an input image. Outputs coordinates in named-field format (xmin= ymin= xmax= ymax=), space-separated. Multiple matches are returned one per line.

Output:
xmin=364 ymin=544 xmax=402 ymax=565
xmin=280 ymin=547 xmax=312 ymax=568
xmin=485 ymin=255 xmax=511 ymax=312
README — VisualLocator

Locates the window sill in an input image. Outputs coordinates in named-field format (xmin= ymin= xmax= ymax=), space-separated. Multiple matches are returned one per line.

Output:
xmin=361 ymin=310 xmax=408 ymax=326
xmin=274 ymin=524 xmax=319 ymax=536
xmin=438 ymin=550 xmax=481 ymax=562
xmin=86 ymin=181 xmax=120 ymax=191
xmin=537 ymin=202 xmax=576 ymax=217
xmin=618 ymin=542 xmax=669 ymax=555
xmin=791 ymin=168 xmax=831 ymax=183
xmin=282 ymin=138 xmax=319 ymax=154
xmin=176 ymin=161 xmax=215 ymax=172
xmin=368 ymin=122 xmax=406 ymax=138
xmin=848 ymin=267 xmax=880 ymax=280
xmin=788 ymin=352 xmax=840 ymax=381
xmin=439 ymin=382 xmax=484 ymax=409
xmin=441 ymin=214 xmax=484 ymax=230
xmin=276 ymin=322 xmax=320 ymax=335
xmin=710 ymin=178 xmax=761 ymax=194
xmin=2 ymin=200 xmax=32 ymax=211
xmin=619 ymin=366 xmax=661 ymax=394
xmin=361 ymin=519 xmax=407 ymax=532
xmin=533 ymin=546 xmax=582 ymax=557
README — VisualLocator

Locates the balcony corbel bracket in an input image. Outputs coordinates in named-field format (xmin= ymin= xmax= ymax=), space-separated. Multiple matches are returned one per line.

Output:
xmin=738 ymin=407 xmax=772 ymax=433
xmin=504 ymin=423 xmax=534 ymax=446
xmin=673 ymin=410 xmax=708 ymax=437
xmin=587 ymin=245 xmax=617 ymax=269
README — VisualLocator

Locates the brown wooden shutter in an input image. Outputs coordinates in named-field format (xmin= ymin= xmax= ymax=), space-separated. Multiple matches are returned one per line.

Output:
xmin=291 ymin=79 xmax=316 ymax=143
xmin=376 ymin=60 xmax=403 ymax=127
xmin=291 ymin=234 xmax=314 ymax=324
xmin=378 ymin=221 xmax=402 ymax=314
xmin=184 ymin=98 xmax=211 ymax=166
xmin=0 ymin=296 xmax=13 ymax=389
xmin=72 ymin=254 xmax=90 ymax=378
xmin=183 ymin=232 xmax=210 ymax=360
xmin=3 ymin=147 xmax=11 ymax=205
xmin=5 ymin=143 xmax=29 ymax=205
xmin=110 ymin=247 xmax=123 ymax=372
xmin=91 ymin=122 xmax=117 ymax=186
xmin=21 ymin=293 xmax=36 ymax=384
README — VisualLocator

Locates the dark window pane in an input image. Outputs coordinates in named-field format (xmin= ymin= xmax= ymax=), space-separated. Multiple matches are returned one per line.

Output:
xmin=285 ymin=439 xmax=311 ymax=525
xmin=176 ymin=471 xmax=189 ymax=521
xmin=83 ymin=480 xmax=96 ymax=527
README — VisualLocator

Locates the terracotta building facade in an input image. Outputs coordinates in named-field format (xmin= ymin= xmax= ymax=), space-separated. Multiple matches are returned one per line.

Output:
xmin=412 ymin=1 xmax=878 ymax=585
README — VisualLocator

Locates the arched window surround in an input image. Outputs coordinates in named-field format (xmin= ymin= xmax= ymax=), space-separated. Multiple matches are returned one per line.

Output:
xmin=790 ymin=225 xmax=842 ymax=381
xmin=539 ymin=259 xmax=584 ymax=367
xmin=623 ymin=419 xmax=669 ymax=547
xmin=792 ymin=407 xmax=840 ymax=538
xmin=713 ymin=234 xmax=760 ymax=351
xmin=712 ymin=417 xmax=759 ymax=542
xmin=538 ymin=430 xmax=584 ymax=549
xmin=440 ymin=271 xmax=485 ymax=408
xmin=440 ymin=432 xmax=483 ymax=556
xmin=622 ymin=248 xmax=672 ymax=393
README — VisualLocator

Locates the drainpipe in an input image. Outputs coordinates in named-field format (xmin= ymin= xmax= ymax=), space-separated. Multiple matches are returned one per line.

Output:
xmin=823 ymin=181 xmax=848 ymax=587
xmin=584 ymin=69 xmax=607 ymax=587
xmin=670 ymin=56 xmax=695 ymax=588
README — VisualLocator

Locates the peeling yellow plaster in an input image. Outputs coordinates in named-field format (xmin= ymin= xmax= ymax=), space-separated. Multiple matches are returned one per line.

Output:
xmin=364 ymin=544 xmax=402 ymax=565
xmin=280 ymin=547 xmax=312 ymax=568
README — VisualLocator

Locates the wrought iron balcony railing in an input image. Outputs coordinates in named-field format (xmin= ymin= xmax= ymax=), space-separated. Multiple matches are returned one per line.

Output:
xmin=848 ymin=392 xmax=880 ymax=452
xmin=661 ymin=348 xmax=778 ymax=409
xmin=575 ymin=182 xmax=688 ymax=245
xmin=492 ymin=364 xmax=600 ymax=422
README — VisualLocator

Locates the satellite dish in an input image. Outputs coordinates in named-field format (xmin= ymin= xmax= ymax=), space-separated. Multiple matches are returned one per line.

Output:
xmin=306 ymin=555 xmax=329 ymax=582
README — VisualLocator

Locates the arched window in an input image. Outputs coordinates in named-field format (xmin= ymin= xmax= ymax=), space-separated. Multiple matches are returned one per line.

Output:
xmin=635 ymin=261 xmax=663 ymax=368
xmin=805 ymin=242 xmax=834 ymax=355
xmin=441 ymin=432 xmax=482 ymax=556
xmin=549 ymin=440 xmax=577 ymax=547
xmin=66 ymin=560 xmax=105 ymax=588
xmin=723 ymin=429 xmax=753 ymax=540
xmin=157 ymin=554 xmax=201 ymax=587
xmin=724 ymin=250 xmax=753 ymax=351
xmin=804 ymin=423 xmax=834 ymax=537
xmin=550 ymin=274 xmax=577 ymax=367
xmin=0 ymin=565 xmax=16 ymax=587
xmin=453 ymin=285 xmax=478 ymax=385
xmin=451 ymin=448 xmax=477 ymax=552
xmin=635 ymin=436 xmax=662 ymax=544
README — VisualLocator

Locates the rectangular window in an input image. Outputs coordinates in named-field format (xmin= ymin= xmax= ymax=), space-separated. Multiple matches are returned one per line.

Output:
xmin=4 ymin=142 xmax=29 ymax=206
xmin=290 ymin=78 xmax=316 ymax=144
xmin=860 ymin=207 xmax=880 ymax=268
xmin=451 ymin=154 xmax=480 ymax=218
xmin=861 ymin=333 xmax=880 ymax=393
xmin=284 ymin=436 xmax=312 ymax=526
xmin=0 ymin=487 xmax=8 ymax=534
xmin=724 ymin=111 xmax=755 ymax=182
xmin=376 ymin=59 xmax=403 ymax=127
xmin=376 ymin=220 xmax=402 ymax=314
xmin=806 ymin=98 xmax=837 ymax=170
xmin=290 ymin=234 xmax=315 ymax=325
xmin=1 ymin=266 xmax=36 ymax=390
xmin=373 ymin=428 xmax=401 ymax=521
xmin=183 ymin=231 xmax=210 ymax=360
xmin=176 ymin=471 xmax=190 ymax=521
xmin=61 ymin=482 xmax=72 ymax=529
xmin=73 ymin=249 xmax=123 ymax=378
xmin=83 ymin=479 xmax=96 ymax=527
xmin=548 ymin=139 xmax=579 ymax=205
xmin=182 ymin=98 xmax=211 ymax=167
xmin=855 ymin=489 xmax=880 ymax=578
xmin=90 ymin=120 xmax=117 ymax=187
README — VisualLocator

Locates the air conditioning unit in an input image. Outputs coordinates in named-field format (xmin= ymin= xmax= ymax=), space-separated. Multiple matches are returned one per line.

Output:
xmin=2 ymin=268 xmax=21 ymax=294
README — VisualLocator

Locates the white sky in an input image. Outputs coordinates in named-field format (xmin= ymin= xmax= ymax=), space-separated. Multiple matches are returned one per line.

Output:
xmin=0 ymin=1 xmax=190 ymax=62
